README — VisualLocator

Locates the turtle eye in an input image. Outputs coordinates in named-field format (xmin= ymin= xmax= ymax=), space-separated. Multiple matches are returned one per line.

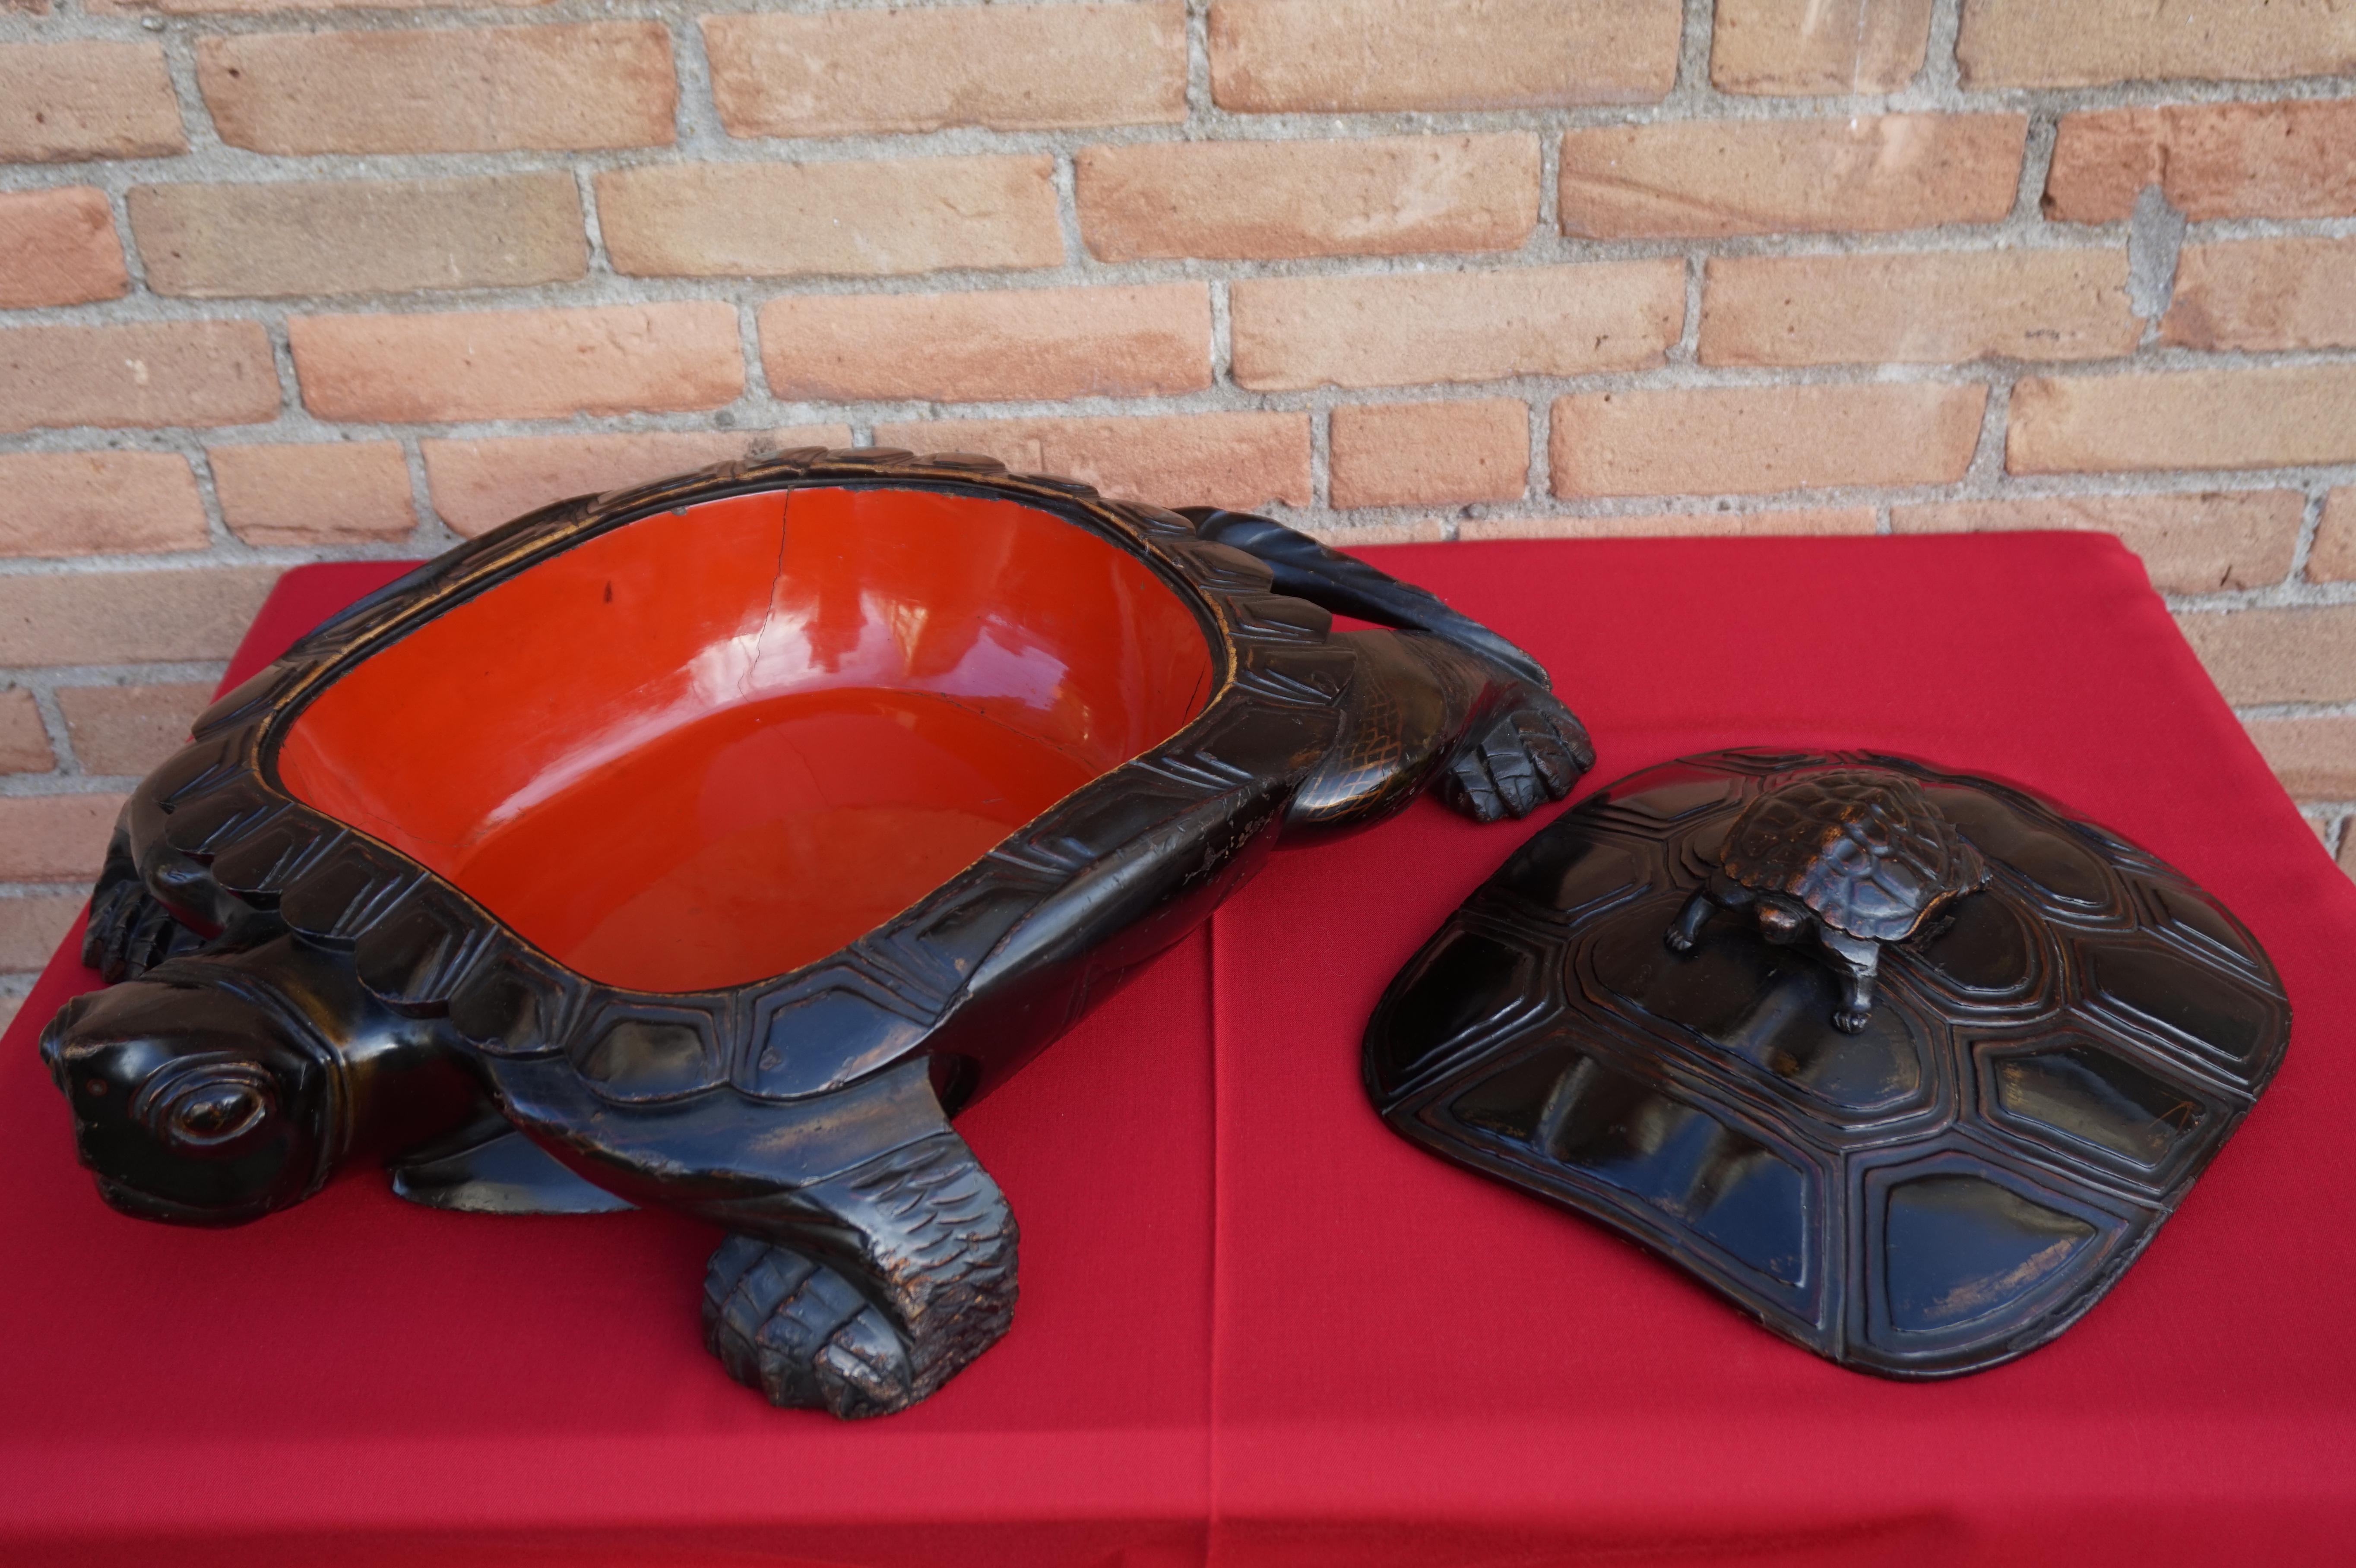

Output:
xmin=171 ymin=1083 xmax=268 ymax=1145
xmin=132 ymin=1054 xmax=280 ymax=1155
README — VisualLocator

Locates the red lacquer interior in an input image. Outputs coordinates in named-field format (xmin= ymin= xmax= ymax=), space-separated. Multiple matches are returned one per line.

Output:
xmin=275 ymin=487 xmax=1217 ymax=993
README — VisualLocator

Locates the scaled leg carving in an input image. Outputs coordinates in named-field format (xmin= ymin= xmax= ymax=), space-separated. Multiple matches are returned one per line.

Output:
xmin=691 ymin=1065 xmax=1018 ymax=1419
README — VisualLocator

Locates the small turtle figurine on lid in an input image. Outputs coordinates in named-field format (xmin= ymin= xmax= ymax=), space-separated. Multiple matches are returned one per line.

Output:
xmin=1365 ymin=749 xmax=2289 ymax=1378
xmin=1666 ymin=768 xmax=1990 ymax=1033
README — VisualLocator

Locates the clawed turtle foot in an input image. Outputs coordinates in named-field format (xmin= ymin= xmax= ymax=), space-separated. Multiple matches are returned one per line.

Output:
xmin=704 ymin=1236 xmax=926 ymax=1419
xmin=82 ymin=870 xmax=207 ymax=983
xmin=1831 ymin=1007 xmax=1872 ymax=1035
xmin=1439 ymin=685 xmax=1594 ymax=824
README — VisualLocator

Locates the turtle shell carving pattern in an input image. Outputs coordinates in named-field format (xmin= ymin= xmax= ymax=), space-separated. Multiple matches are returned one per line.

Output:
xmin=1363 ymin=750 xmax=2290 ymax=1378
xmin=1720 ymin=768 xmax=1986 ymax=942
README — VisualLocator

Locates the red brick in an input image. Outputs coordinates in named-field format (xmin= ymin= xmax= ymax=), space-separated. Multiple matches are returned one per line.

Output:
xmin=0 ymin=42 xmax=185 ymax=163
xmin=130 ymin=175 xmax=585 ymax=299
xmin=1552 ymin=383 xmax=1987 ymax=498
xmin=208 ymin=443 xmax=415 ymax=547
xmin=421 ymin=428 xmax=850 ymax=538
xmin=1700 ymin=250 xmax=2139 ymax=367
xmin=761 ymin=284 xmax=1209 ymax=404
xmin=0 ymin=567 xmax=278 ymax=665
xmin=0 ymin=189 xmax=128 ymax=309
xmin=2008 ymin=366 xmax=2356 ymax=474
xmin=1712 ymin=0 xmax=1934 ymax=95
xmin=706 ymin=4 xmax=1184 ymax=137
xmin=2243 ymin=715 xmax=2356 ymax=803
xmin=0 ymin=452 xmax=207 ymax=558
xmin=1210 ymin=0 xmax=1678 ymax=111
xmin=1330 ymin=400 xmax=1528 ymax=509
xmin=1464 ymin=508 xmax=1878 ymax=541
xmin=2044 ymin=101 xmax=2356 ymax=223
xmin=597 ymin=158 xmax=1061 ymax=279
xmin=1959 ymin=0 xmax=2356 ymax=88
xmin=197 ymin=24 xmax=674 ymax=156
xmin=288 ymin=304 xmax=741 ymax=424
xmin=0 ymin=793 xmax=127 ymax=882
xmin=1077 ymin=135 xmax=1540 ymax=262
xmin=56 ymin=683 xmax=211 ymax=776
xmin=2177 ymin=607 xmax=2356 ymax=704
xmin=1229 ymin=262 xmax=1684 ymax=391
xmin=1560 ymin=115 xmax=2026 ymax=238
xmin=2160 ymin=237 xmax=2356 ymax=353
xmin=1891 ymin=492 xmax=2302 ymax=594
xmin=91 ymin=0 xmax=554 ymax=13
xmin=2312 ymin=488 xmax=2356 ymax=583
xmin=0 ymin=322 xmax=277 ymax=432
xmin=0 ymin=690 xmax=55 ymax=774
xmin=0 ymin=892 xmax=82 ymax=971
xmin=871 ymin=413 xmax=1311 ymax=510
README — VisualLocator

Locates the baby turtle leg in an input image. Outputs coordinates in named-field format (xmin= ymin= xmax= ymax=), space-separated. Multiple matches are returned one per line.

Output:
xmin=1665 ymin=890 xmax=1717 ymax=953
xmin=1665 ymin=873 xmax=1749 ymax=953
xmin=1817 ymin=927 xmax=1882 ymax=1034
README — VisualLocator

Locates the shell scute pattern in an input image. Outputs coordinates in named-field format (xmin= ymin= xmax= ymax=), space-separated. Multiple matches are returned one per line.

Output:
xmin=1364 ymin=751 xmax=2290 ymax=1379
xmin=1722 ymin=769 xmax=1988 ymax=943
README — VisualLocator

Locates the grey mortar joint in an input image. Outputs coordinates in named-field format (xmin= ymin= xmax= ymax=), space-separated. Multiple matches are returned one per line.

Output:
xmin=2126 ymin=185 xmax=2189 ymax=337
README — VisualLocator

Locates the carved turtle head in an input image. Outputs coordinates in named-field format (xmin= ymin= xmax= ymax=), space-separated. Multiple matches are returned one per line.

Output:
xmin=39 ymin=977 xmax=337 ymax=1227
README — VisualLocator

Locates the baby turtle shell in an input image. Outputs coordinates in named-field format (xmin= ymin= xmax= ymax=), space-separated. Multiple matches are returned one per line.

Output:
xmin=1721 ymin=768 xmax=1987 ymax=942
xmin=1364 ymin=749 xmax=2290 ymax=1378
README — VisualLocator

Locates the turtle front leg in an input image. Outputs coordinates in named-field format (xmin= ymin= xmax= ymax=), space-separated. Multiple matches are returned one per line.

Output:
xmin=82 ymin=854 xmax=210 ymax=982
xmin=692 ymin=1062 xmax=1018 ymax=1419
xmin=1818 ymin=928 xmax=1882 ymax=1034
xmin=1664 ymin=889 xmax=1718 ymax=953
xmin=1667 ymin=873 xmax=1751 ymax=954
xmin=1286 ymin=630 xmax=1591 ymax=835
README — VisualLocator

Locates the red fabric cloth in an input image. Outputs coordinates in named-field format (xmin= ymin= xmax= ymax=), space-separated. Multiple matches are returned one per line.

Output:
xmin=3 ymin=537 xmax=2350 ymax=1565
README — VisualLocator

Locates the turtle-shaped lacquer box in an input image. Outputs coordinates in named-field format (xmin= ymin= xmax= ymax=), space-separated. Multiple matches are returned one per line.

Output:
xmin=1365 ymin=750 xmax=2287 ymax=1378
xmin=41 ymin=448 xmax=1590 ymax=1418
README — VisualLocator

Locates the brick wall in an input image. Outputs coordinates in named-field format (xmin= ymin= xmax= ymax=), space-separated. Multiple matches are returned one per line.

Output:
xmin=1 ymin=0 xmax=2353 ymax=1021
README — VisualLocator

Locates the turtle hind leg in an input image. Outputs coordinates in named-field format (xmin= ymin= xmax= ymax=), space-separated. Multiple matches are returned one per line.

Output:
xmin=1818 ymin=928 xmax=1881 ymax=1034
xmin=700 ymin=1118 xmax=1018 ymax=1420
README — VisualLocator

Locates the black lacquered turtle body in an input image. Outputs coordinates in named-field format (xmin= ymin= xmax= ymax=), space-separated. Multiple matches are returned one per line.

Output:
xmin=1365 ymin=750 xmax=2289 ymax=1379
xmin=40 ymin=448 xmax=1590 ymax=1418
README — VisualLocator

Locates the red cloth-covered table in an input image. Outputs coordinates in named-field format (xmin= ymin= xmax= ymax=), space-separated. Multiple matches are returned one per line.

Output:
xmin=3 ymin=534 xmax=2351 ymax=1565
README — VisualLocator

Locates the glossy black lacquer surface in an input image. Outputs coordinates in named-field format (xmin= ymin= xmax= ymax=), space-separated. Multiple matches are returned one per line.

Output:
xmin=1365 ymin=750 xmax=2290 ymax=1378
xmin=39 ymin=448 xmax=1591 ymax=1418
